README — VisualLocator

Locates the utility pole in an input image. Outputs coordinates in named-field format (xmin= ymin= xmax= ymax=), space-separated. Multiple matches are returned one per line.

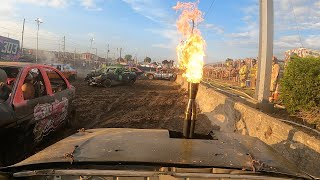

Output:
xmin=95 ymin=48 xmax=98 ymax=61
xmin=63 ymin=36 xmax=66 ymax=58
xmin=256 ymin=0 xmax=274 ymax=112
xmin=74 ymin=48 xmax=76 ymax=66
xmin=58 ymin=42 xmax=60 ymax=61
xmin=106 ymin=44 xmax=109 ymax=64
xmin=119 ymin=47 xmax=122 ymax=63
xmin=89 ymin=37 xmax=94 ymax=63
xmin=21 ymin=18 xmax=25 ymax=52
xmin=35 ymin=18 xmax=43 ymax=63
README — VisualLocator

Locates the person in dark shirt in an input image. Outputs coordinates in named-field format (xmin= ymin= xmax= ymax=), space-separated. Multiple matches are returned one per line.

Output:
xmin=0 ymin=68 xmax=11 ymax=102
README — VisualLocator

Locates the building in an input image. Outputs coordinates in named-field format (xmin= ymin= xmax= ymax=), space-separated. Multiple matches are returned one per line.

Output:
xmin=285 ymin=48 xmax=320 ymax=61
xmin=81 ymin=53 xmax=96 ymax=62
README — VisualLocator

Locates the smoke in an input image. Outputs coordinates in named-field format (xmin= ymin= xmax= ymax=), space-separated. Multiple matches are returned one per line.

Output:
xmin=39 ymin=51 xmax=59 ymax=64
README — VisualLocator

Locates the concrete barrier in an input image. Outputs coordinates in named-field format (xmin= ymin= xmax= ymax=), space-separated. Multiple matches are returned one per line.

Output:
xmin=176 ymin=75 xmax=320 ymax=176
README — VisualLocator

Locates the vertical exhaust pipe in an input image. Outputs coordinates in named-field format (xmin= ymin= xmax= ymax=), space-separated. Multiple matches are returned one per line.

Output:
xmin=183 ymin=82 xmax=199 ymax=139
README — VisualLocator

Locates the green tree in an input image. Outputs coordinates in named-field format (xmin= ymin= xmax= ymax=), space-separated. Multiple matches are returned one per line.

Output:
xmin=280 ymin=56 xmax=320 ymax=128
xmin=124 ymin=54 xmax=132 ymax=62
xmin=162 ymin=60 xmax=169 ymax=64
xmin=144 ymin=56 xmax=152 ymax=63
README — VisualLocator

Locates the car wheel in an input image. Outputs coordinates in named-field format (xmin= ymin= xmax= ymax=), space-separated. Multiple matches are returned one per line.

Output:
xmin=66 ymin=108 xmax=77 ymax=128
xmin=87 ymin=80 xmax=93 ymax=86
xmin=103 ymin=79 xmax=112 ymax=88
xmin=148 ymin=74 xmax=154 ymax=80
xmin=170 ymin=76 xmax=177 ymax=81
xmin=69 ymin=75 xmax=76 ymax=81
xmin=129 ymin=79 xmax=135 ymax=86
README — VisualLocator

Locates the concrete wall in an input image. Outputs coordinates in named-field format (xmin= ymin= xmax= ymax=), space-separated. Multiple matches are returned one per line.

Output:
xmin=176 ymin=75 xmax=320 ymax=176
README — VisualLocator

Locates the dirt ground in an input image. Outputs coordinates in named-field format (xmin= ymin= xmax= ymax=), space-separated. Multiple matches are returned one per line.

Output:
xmin=72 ymin=79 xmax=213 ymax=133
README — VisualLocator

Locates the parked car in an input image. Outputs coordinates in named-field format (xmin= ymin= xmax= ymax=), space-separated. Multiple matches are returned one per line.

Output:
xmin=88 ymin=66 xmax=137 ymax=87
xmin=145 ymin=69 xmax=177 ymax=81
xmin=47 ymin=63 xmax=77 ymax=81
xmin=0 ymin=62 xmax=76 ymax=165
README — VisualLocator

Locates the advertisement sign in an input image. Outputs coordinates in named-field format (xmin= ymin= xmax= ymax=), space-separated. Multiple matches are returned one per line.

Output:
xmin=0 ymin=35 xmax=20 ymax=61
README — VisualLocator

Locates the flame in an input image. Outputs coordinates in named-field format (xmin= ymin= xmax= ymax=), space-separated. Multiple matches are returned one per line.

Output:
xmin=173 ymin=1 xmax=205 ymax=83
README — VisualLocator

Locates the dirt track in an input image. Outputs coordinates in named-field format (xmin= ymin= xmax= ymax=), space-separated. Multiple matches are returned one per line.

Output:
xmin=72 ymin=79 xmax=212 ymax=133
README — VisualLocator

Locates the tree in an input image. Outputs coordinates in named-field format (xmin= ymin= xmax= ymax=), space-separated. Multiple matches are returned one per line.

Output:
xmin=162 ymin=60 xmax=169 ymax=64
xmin=144 ymin=56 xmax=151 ymax=63
xmin=117 ymin=57 xmax=125 ymax=63
xmin=124 ymin=54 xmax=132 ymax=62
xmin=281 ymin=56 xmax=320 ymax=128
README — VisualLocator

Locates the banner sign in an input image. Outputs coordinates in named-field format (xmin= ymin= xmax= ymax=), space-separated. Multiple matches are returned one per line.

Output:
xmin=0 ymin=36 xmax=20 ymax=61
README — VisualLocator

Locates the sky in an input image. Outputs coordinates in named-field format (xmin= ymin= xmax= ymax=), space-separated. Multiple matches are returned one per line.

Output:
xmin=0 ymin=0 xmax=319 ymax=63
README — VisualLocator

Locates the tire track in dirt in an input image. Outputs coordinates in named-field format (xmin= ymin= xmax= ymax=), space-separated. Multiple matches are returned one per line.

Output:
xmin=71 ymin=79 xmax=213 ymax=134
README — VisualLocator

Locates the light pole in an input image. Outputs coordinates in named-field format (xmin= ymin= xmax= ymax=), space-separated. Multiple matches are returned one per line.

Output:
xmin=92 ymin=48 xmax=98 ymax=61
xmin=35 ymin=18 xmax=43 ymax=63
xmin=106 ymin=43 xmax=109 ymax=64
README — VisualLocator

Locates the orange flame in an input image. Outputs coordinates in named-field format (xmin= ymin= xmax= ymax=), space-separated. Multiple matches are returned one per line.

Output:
xmin=173 ymin=1 xmax=205 ymax=83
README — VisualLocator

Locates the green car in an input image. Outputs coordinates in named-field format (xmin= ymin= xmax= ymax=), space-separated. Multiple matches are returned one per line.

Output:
xmin=87 ymin=66 xmax=137 ymax=87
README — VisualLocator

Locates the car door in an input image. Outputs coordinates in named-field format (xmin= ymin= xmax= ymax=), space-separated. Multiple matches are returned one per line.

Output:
xmin=41 ymin=67 xmax=75 ymax=134
xmin=122 ymin=68 xmax=131 ymax=83
xmin=12 ymin=67 xmax=56 ymax=143
xmin=161 ymin=70 xmax=168 ymax=79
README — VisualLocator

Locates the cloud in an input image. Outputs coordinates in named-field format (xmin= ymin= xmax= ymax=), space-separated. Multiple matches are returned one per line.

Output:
xmin=0 ymin=19 xmax=61 ymax=51
xmin=152 ymin=43 xmax=171 ymax=49
xmin=0 ymin=1 xmax=16 ymax=17
xmin=202 ymin=23 xmax=224 ymax=34
xmin=303 ymin=35 xmax=320 ymax=49
xmin=122 ymin=0 xmax=173 ymax=24
xmin=242 ymin=4 xmax=258 ymax=14
xmin=18 ymin=0 xmax=68 ymax=8
xmin=274 ymin=35 xmax=302 ymax=49
xmin=274 ymin=0 xmax=320 ymax=31
xmin=0 ymin=0 xmax=69 ymax=18
xmin=80 ymin=0 xmax=102 ymax=11
xmin=146 ymin=28 xmax=180 ymax=50
xmin=229 ymin=32 xmax=250 ymax=38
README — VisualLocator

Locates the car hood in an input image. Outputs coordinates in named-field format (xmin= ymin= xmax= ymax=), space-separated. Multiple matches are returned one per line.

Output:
xmin=9 ymin=128 xmax=308 ymax=178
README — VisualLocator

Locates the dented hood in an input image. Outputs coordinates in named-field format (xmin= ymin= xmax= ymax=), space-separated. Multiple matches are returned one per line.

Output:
xmin=10 ymin=128 xmax=308 ymax=178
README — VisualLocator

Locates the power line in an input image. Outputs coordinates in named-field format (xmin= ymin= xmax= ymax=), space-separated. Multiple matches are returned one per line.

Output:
xmin=289 ymin=0 xmax=304 ymax=48
xmin=203 ymin=0 xmax=217 ymax=19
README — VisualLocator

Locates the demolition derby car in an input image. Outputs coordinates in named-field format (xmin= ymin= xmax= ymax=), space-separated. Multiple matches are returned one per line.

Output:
xmin=0 ymin=62 xmax=76 ymax=165
xmin=0 ymin=128 xmax=313 ymax=179
xmin=85 ymin=65 xmax=143 ymax=81
xmin=145 ymin=68 xmax=177 ymax=81
xmin=46 ymin=63 xmax=77 ymax=81
xmin=87 ymin=66 xmax=137 ymax=87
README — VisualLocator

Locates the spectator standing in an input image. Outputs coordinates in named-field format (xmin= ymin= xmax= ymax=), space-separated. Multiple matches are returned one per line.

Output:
xmin=269 ymin=56 xmax=280 ymax=102
xmin=239 ymin=61 xmax=248 ymax=88
xmin=250 ymin=59 xmax=258 ymax=89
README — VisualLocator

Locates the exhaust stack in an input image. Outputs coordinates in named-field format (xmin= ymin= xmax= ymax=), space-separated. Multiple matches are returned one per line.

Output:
xmin=183 ymin=82 xmax=199 ymax=139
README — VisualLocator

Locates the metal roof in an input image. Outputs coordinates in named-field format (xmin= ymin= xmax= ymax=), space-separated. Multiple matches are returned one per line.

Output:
xmin=0 ymin=61 xmax=34 ymax=68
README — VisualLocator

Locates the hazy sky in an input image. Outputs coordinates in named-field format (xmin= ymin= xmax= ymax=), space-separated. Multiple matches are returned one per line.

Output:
xmin=0 ymin=0 xmax=319 ymax=63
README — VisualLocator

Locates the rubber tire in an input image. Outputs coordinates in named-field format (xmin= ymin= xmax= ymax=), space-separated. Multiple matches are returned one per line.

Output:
xmin=66 ymin=109 xmax=77 ymax=128
xmin=129 ymin=79 xmax=135 ymax=86
xmin=170 ymin=76 xmax=177 ymax=81
xmin=103 ymin=79 xmax=112 ymax=88
xmin=69 ymin=75 xmax=76 ymax=81
xmin=148 ymin=74 xmax=154 ymax=80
